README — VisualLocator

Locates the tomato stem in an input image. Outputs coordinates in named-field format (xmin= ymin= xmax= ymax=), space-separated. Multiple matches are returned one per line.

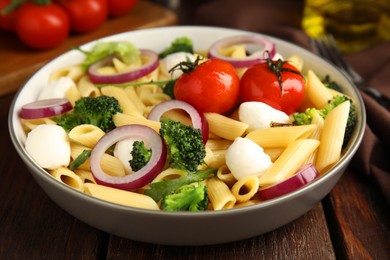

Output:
xmin=1 ymin=0 xmax=27 ymax=15
xmin=265 ymin=51 xmax=303 ymax=93
xmin=33 ymin=0 xmax=52 ymax=5
xmin=168 ymin=56 xmax=203 ymax=75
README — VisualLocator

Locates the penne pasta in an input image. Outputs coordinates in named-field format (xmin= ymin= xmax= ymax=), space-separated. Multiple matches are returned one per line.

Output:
xmin=65 ymin=85 xmax=82 ymax=106
xmin=101 ymin=86 xmax=143 ymax=117
xmin=216 ymin=164 xmax=236 ymax=187
xmin=113 ymin=113 xmax=161 ymax=133
xmin=68 ymin=124 xmax=105 ymax=148
xmin=152 ymin=168 xmax=188 ymax=183
xmin=245 ymin=124 xmax=317 ymax=148
xmin=74 ymin=169 xmax=96 ymax=184
xmin=21 ymin=118 xmax=56 ymax=132
xmin=84 ymin=183 xmax=160 ymax=210
xmin=259 ymin=139 xmax=320 ymax=186
xmin=316 ymin=100 xmax=350 ymax=173
xmin=306 ymin=70 xmax=334 ymax=109
xmin=70 ymin=143 xmax=126 ymax=176
xmin=204 ymin=149 xmax=227 ymax=169
xmin=49 ymin=167 xmax=84 ymax=191
xmin=123 ymin=87 xmax=147 ymax=116
xmin=49 ymin=65 xmax=84 ymax=83
xmin=205 ymin=113 xmax=248 ymax=141
xmin=231 ymin=175 xmax=260 ymax=203
xmin=77 ymin=75 xmax=101 ymax=98
xmin=207 ymin=177 xmax=236 ymax=210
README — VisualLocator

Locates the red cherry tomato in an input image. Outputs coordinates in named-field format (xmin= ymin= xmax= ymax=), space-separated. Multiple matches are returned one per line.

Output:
xmin=15 ymin=3 xmax=70 ymax=49
xmin=174 ymin=58 xmax=240 ymax=114
xmin=56 ymin=0 xmax=108 ymax=33
xmin=0 ymin=0 xmax=18 ymax=32
xmin=240 ymin=60 xmax=305 ymax=114
xmin=107 ymin=0 xmax=138 ymax=17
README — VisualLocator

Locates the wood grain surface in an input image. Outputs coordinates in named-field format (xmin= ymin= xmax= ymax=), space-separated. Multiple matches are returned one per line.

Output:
xmin=0 ymin=0 xmax=177 ymax=97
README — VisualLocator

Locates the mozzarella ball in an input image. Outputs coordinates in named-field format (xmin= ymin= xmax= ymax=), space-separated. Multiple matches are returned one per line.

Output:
xmin=38 ymin=76 xmax=76 ymax=100
xmin=25 ymin=124 xmax=71 ymax=170
xmin=225 ymin=137 xmax=272 ymax=179
xmin=113 ymin=138 xmax=136 ymax=174
xmin=160 ymin=52 xmax=197 ymax=79
xmin=239 ymin=101 xmax=290 ymax=131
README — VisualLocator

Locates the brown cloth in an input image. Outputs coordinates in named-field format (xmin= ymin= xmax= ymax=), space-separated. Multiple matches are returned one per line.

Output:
xmin=193 ymin=0 xmax=390 ymax=204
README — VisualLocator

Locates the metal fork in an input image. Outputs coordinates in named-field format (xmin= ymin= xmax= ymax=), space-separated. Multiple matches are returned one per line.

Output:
xmin=311 ymin=34 xmax=390 ymax=109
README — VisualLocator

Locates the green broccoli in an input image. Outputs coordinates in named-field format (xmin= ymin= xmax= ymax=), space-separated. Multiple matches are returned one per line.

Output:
xmin=129 ymin=141 xmax=152 ymax=172
xmin=161 ymin=183 xmax=208 ymax=212
xmin=56 ymin=96 xmax=122 ymax=132
xmin=159 ymin=37 xmax=194 ymax=59
xmin=144 ymin=168 xmax=215 ymax=202
xmin=293 ymin=95 xmax=356 ymax=147
xmin=322 ymin=75 xmax=342 ymax=92
xmin=159 ymin=118 xmax=206 ymax=172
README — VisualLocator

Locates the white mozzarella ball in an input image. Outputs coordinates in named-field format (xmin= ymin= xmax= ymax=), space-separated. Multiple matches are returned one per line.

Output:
xmin=38 ymin=76 xmax=76 ymax=100
xmin=160 ymin=52 xmax=197 ymax=79
xmin=25 ymin=124 xmax=71 ymax=170
xmin=239 ymin=101 xmax=290 ymax=131
xmin=225 ymin=137 xmax=272 ymax=179
xmin=113 ymin=138 xmax=136 ymax=174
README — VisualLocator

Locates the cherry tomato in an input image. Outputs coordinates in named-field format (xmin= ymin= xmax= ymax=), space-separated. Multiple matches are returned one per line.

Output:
xmin=174 ymin=58 xmax=240 ymax=114
xmin=107 ymin=0 xmax=138 ymax=17
xmin=56 ymin=0 xmax=108 ymax=34
xmin=0 ymin=0 xmax=19 ymax=32
xmin=240 ymin=59 xmax=305 ymax=114
xmin=15 ymin=3 xmax=70 ymax=49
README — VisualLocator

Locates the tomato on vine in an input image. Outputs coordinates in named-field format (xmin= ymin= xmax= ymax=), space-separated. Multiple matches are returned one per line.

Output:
xmin=240 ymin=53 xmax=305 ymax=114
xmin=172 ymin=58 xmax=240 ymax=114
xmin=0 ymin=0 xmax=19 ymax=31
xmin=107 ymin=0 xmax=137 ymax=17
xmin=56 ymin=0 xmax=108 ymax=33
xmin=15 ymin=1 xmax=70 ymax=49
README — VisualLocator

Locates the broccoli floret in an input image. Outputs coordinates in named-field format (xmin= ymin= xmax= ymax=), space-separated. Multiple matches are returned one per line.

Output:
xmin=322 ymin=75 xmax=342 ymax=92
xmin=293 ymin=95 xmax=356 ymax=147
xmin=159 ymin=118 xmax=206 ymax=172
xmin=144 ymin=168 xmax=215 ymax=202
xmin=292 ymin=107 xmax=318 ymax=125
xmin=161 ymin=183 xmax=208 ymax=212
xmin=56 ymin=96 xmax=122 ymax=132
xmin=159 ymin=37 xmax=194 ymax=59
xmin=129 ymin=141 xmax=152 ymax=171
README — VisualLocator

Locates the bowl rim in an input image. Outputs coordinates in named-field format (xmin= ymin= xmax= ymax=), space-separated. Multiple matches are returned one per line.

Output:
xmin=8 ymin=25 xmax=366 ymax=218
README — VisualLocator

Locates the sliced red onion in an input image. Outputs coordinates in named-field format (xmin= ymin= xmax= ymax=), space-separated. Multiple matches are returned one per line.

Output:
xmin=20 ymin=98 xmax=72 ymax=119
xmin=258 ymin=163 xmax=319 ymax=201
xmin=147 ymin=100 xmax=209 ymax=144
xmin=90 ymin=124 xmax=167 ymax=191
xmin=88 ymin=49 xmax=159 ymax=84
xmin=208 ymin=35 xmax=276 ymax=68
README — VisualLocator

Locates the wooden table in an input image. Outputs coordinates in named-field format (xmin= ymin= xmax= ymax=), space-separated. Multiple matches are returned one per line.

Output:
xmin=1 ymin=1 xmax=389 ymax=259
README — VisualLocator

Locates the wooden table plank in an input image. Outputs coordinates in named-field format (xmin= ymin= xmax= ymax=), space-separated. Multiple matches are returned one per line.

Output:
xmin=105 ymin=203 xmax=336 ymax=260
xmin=0 ymin=93 xmax=107 ymax=259
xmin=323 ymin=168 xmax=390 ymax=259
xmin=0 ymin=0 xmax=177 ymax=97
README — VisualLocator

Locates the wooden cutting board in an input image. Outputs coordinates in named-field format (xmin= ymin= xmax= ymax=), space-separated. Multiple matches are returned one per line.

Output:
xmin=0 ymin=0 xmax=177 ymax=97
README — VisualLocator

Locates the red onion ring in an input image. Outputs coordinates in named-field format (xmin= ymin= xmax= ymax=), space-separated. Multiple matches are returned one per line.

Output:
xmin=20 ymin=98 xmax=72 ymax=119
xmin=147 ymin=100 xmax=209 ymax=144
xmin=88 ymin=49 xmax=159 ymax=84
xmin=90 ymin=124 xmax=167 ymax=191
xmin=208 ymin=35 xmax=276 ymax=68
xmin=258 ymin=163 xmax=319 ymax=201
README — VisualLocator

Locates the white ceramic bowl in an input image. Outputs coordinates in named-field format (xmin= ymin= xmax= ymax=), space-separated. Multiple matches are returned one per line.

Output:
xmin=9 ymin=26 xmax=366 ymax=245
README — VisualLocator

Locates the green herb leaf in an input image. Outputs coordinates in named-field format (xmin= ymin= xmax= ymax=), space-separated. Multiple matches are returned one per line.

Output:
xmin=78 ymin=41 xmax=140 ymax=71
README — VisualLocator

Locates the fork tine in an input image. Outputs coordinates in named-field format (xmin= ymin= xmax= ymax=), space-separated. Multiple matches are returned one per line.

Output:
xmin=311 ymin=35 xmax=363 ymax=83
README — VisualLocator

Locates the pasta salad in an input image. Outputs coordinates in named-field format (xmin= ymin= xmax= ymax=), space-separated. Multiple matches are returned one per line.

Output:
xmin=18 ymin=35 xmax=356 ymax=211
